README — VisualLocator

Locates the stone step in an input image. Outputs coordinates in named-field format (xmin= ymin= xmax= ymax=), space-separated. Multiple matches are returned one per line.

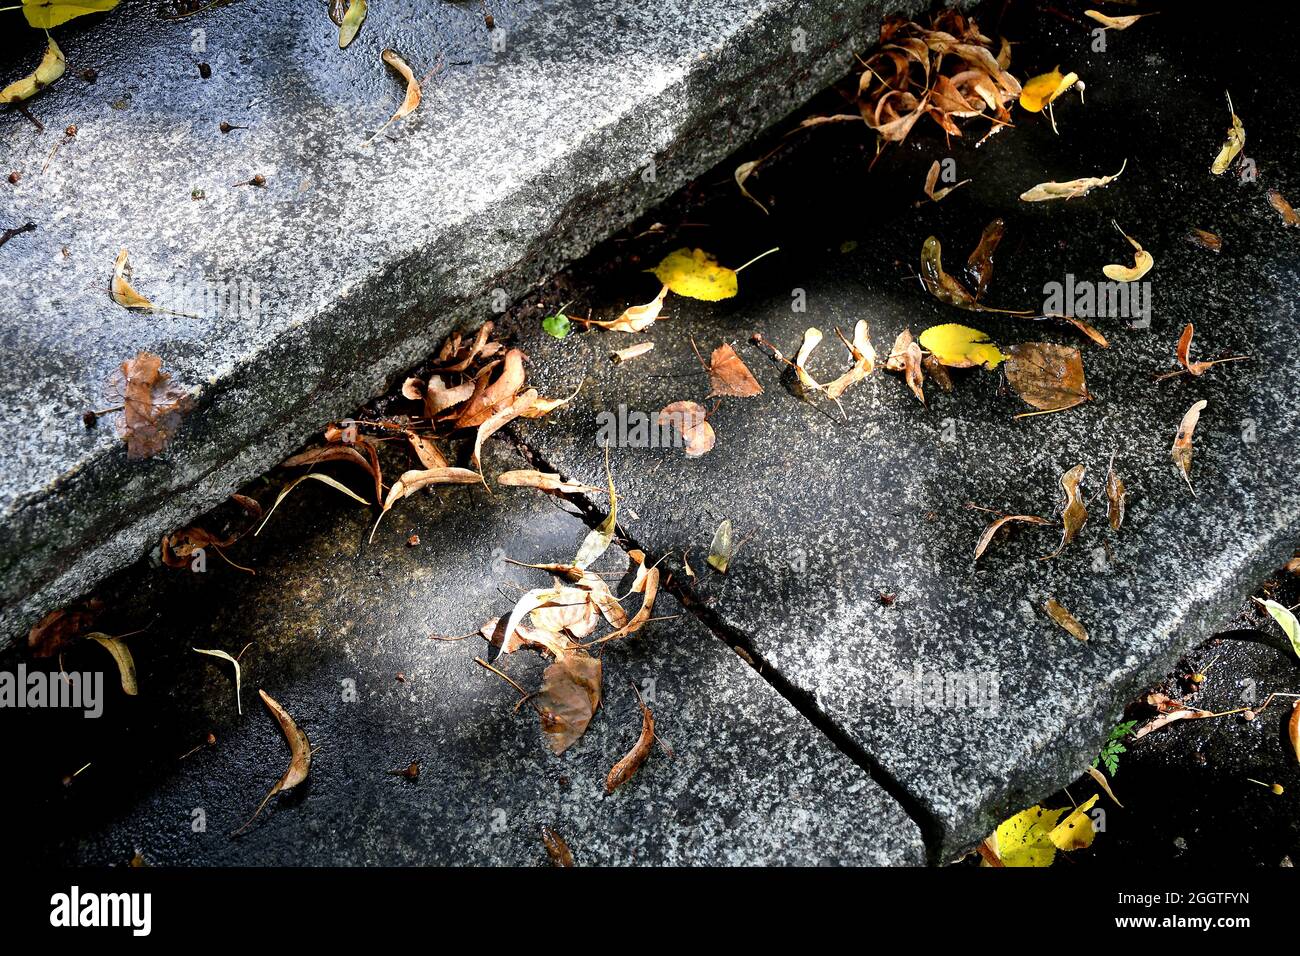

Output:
xmin=0 ymin=0 xmax=932 ymax=643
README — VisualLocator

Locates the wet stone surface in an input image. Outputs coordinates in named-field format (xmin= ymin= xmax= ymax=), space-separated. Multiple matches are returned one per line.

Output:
xmin=498 ymin=9 xmax=1300 ymax=857
xmin=0 ymin=0 xmax=933 ymax=643
xmin=8 ymin=446 xmax=924 ymax=866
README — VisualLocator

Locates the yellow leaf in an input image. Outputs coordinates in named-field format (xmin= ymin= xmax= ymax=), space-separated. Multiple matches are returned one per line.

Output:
xmin=993 ymin=803 xmax=1070 ymax=867
xmin=338 ymin=0 xmax=367 ymax=48
xmin=651 ymin=248 xmax=738 ymax=301
xmin=919 ymin=323 xmax=1004 ymax=369
xmin=1049 ymin=794 xmax=1100 ymax=850
xmin=22 ymin=0 xmax=121 ymax=29
xmin=1211 ymin=91 xmax=1245 ymax=176
xmin=87 ymin=633 xmax=138 ymax=696
xmin=1019 ymin=66 xmax=1078 ymax=112
xmin=0 ymin=35 xmax=65 ymax=105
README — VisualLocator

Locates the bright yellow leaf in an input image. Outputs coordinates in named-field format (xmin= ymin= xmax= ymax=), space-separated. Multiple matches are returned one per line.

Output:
xmin=992 ymin=794 xmax=1099 ymax=866
xmin=1049 ymin=794 xmax=1100 ymax=850
xmin=23 ymin=0 xmax=121 ymax=29
xmin=919 ymin=323 xmax=1004 ymax=369
xmin=651 ymin=248 xmax=738 ymax=301
xmin=1019 ymin=67 xmax=1078 ymax=112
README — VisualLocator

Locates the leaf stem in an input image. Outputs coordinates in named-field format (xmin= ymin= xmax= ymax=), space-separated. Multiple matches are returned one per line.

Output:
xmin=732 ymin=246 xmax=780 ymax=274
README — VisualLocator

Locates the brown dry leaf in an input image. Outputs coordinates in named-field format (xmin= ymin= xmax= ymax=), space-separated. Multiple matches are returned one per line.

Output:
xmin=109 ymin=248 xmax=193 ymax=316
xmin=407 ymin=432 xmax=448 ymax=469
xmin=1162 ymin=322 xmax=1248 ymax=379
xmin=920 ymin=236 xmax=1031 ymax=315
xmin=1289 ymin=699 xmax=1300 ymax=764
xmin=792 ymin=328 xmax=825 ymax=396
xmin=577 ymin=570 xmax=629 ymax=629
xmin=282 ymin=441 xmax=382 ymax=504
xmin=590 ymin=549 xmax=660 ymax=644
xmin=1102 ymin=221 xmax=1154 ymax=282
xmin=606 ymin=685 xmax=656 ymax=794
xmin=497 ymin=470 xmax=599 ymax=495
xmin=885 ymin=328 xmax=926 ymax=405
xmin=1061 ymin=316 xmax=1110 ymax=348
xmin=611 ymin=342 xmax=655 ymax=365
xmin=1086 ymin=765 xmax=1123 ymax=807
xmin=233 ymin=690 xmax=311 ymax=835
xmin=703 ymin=342 xmax=763 ymax=398
xmin=368 ymin=48 xmax=422 ymax=142
xmin=1186 ymin=228 xmax=1222 ymax=252
xmin=1004 ymin=342 xmax=1089 ymax=415
xmin=162 ymin=493 xmax=262 ymax=568
xmin=580 ymin=286 xmax=669 ymax=333
xmin=401 ymin=377 xmax=424 ymax=400
xmin=825 ymin=321 xmax=877 ymax=400
xmin=1044 ymin=598 xmax=1087 ymax=641
xmin=535 ymin=651 xmax=602 ymax=754
xmin=922 ymin=159 xmax=970 ymax=203
xmin=541 ymin=826 xmax=574 ymax=866
xmin=471 ymin=388 xmax=539 ymax=471
xmin=1019 ymin=159 xmax=1126 ymax=202
xmin=531 ymin=585 xmax=598 ymax=638
xmin=964 ymin=218 xmax=1005 ymax=300
xmin=425 ymin=374 xmax=475 ymax=417
xmin=973 ymin=513 xmax=1050 ymax=560
xmin=1133 ymin=692 xmax=1216 ymax=739
xmin=499 ymin=588 xmax=573 ymax=656
xmin=454 ymin=348 xmax=526 ymax=429
xmin=658 ymin=401 xmax=716 ymax=458
xmin=28 ymin=601 xmax=101 ymax=658
xmin=922 ymin=354 xmax=954 ymax=391
xmin=1084 ymin=9 xmax=1155 ymax=30
xmin=1268 ymin=189 xmax=1299 ymax=227
xmin=734 ymin=159 xmax=769 ymax=215
xmin=1171 ymin=399 xmax=1208 ymax=495
xmin=436 ymin=322 xmax=499 ymax=373
xmin=1106 ymin=455 xmax=1126 ymax=531
xmin=115 ymin=351 xmax=193 ymax=459
xmin=370 ymin=466 xmax=481 ymax=542
xmin=1042 ymin=464 xmax=1087 ymax=560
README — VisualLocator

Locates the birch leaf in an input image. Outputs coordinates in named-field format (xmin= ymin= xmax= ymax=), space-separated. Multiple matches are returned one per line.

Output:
xmin=370 ymin=467 xmax=481 ymax=541
xmin=22 ymin=0 xmax=121 ymax=30
xmin=1106 ymin=456 xmax=1126 ymax=531
xmin=1018 ymin=66 xmax=1079 ymax=113
xmin=193 ymin=647 xmax=243 ymax=714
xmin=651 ymin=249 xmax=737 ymax=301
xmin=497 ymin=470 xmax=599 ymax=495
xmin=535 ymin=652 xmax=602 ymax=754
xmin=88 ymin=633 xmax=138 ymax=696
xmin=704 ymin=343 xmax=763 ymax=398
xmin=824 ymin=321 xmax=876 ymax=400
xmin=919 ymin=323 xmax=1004 ymax=369
xmin=1005 ymin=342 xmax=1089 ymax=414
xmin=734 ymin=159 xmax=769 ymax=214
xmin=1084 ymin=10 xmax=1155 ymax=30
xmin=0 ymin=35 xmax=65 ymax=104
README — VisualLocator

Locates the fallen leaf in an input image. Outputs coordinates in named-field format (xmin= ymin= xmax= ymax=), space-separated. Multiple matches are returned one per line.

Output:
xmin=1083 ymin=9 xmax=1155 ymax=30
xmin=21 ymin=0 xmax=121 ymax=28
xmin=531 ymin=586 xmax=598 ymax=638
xmin=1254 ymin=598 xmax=1300 ymax=660
xmin=611 ymin=342 xmax=654 ymax=364
xmin=193 ymin=647 xmax=244 ymax=714
xmin=707 ymin=519 xmax=734 ymax=573
xmin=1048 ymin=794 xmax=1099 ymax=851
xmin=455 ymin=348 xmax=526 ymax=428
xmin=1162 ymin=322 xmax=1248 ymax=378
xmin=28 ymin=602 xmax=101 ymax=658
xmin=233 ymin=690 xmax=312 ymax=835
xmin=606 ymin=685 xmax=655 ymax=793
xmin=1018 ymin=66 xmax=1079 ymax=113
xmin=920 ymin=236 xmax=1030 ymax=314
xmin=921 ymin=159 xmax=970 ymax=202
xmin=471 ymin=388 xmax=538 ymax=471
xmin=734 ymin=159 xmax=769 ymax=214
xmin=497 ymin=470 xmax=599 ymax=495
xmin=1102 ymin=221 xmax=1154 ymax=282
xmin=162 ymin=494 xmax=262 ymax=569
xmin=1186 ymin=228 xmax=1222 ymax=252
xmin=964 ymin=218 xmax=1005 ymax=300
xmin=658 ymin=401 xmax=716 ymax=457
xmin=424 ymin=375 xmax=475 ymax=417
xmin=574 ymin=457 xmax=617 ymax=570
xmin=1043 ymin=464 xmax=1087 ymax=560
xmin=407 ymin=432 xmax=448 ymax=469
xmin=1106 ymin=456 xmax=1126 ymax=531
xmin=115 ymin=351 xmax=193 ymax=459
xmin=1210 ymin=92 xmax=1244 ymax=176
xmin=1086 ymin=765 xmax=1123 ymax=807
xmin=0 ymin=34 xmax=65 ymax=104
xmin=369 ymin=48 xmax=422 ymax=142
xmin=580 ymin=286 xmax=668 ymax=332
xmin=110 ymin=248 xmax=192 ymax=316
xmin=988 ymin=794 xmax=1099 ymax=866
xmin=542 ymin=312 xmax=572 ymax=338
xmin=652 ymin=248 xmax=736 ymax=301
xmin=703 ymin=342 xmax=763 ymax=398
xmin=1268 ymin=189 xmax=1299 ymax=227
xmin=1004 ymin=342 xmax=1089 ymax=415
xmin=1045 ymin=598 xmax=1087 ymax=641
xmin=372 ymin=467 xmax=482 ymax=541
xmin=88 ymin=633 xmax=138 ymax=695
xmin=282 ymin=441 xmax=382 ymax=504
xmin=919 ymin=323 xmax=1004 ymax=369
xmin=337 ymin=0 xmax=366 ymax=47
xmin=257 ymin=472 xmax=369 ymax=535
xmin=535 ymin=651 xmax=602 ymax=754
xmin=973 ymin=513 xmax=1050 ymax=560
xmin=1133 ymin=692 xmax=1217 ymax=739
xmin=577 ymin=570 xmax=629 ymax=629
xmin=1290 ymin=699 xmax=1300 ymax=763
xmin=1019 ymin=159 xmax=1126 ymax=202
xmin=389 ymin=761 xmax=419 ymax=780
xmin=591 ymin=549 xmax=660 ymax=644
xmin=1171 ymin=399 xmax=1207 ymax=494
xmin=885 ymin=328 xmax=926 ymax=405
xmin=541 ymin=826 xmax=574 ymax=866
xmin=824 ymin=321 xmax=876 ymax=399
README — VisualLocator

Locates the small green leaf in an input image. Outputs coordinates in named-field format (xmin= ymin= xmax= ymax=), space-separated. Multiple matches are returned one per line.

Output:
xmin=1255 ymin=598 xmax=1300 ymax=659
xmin=542 ymin=313 xmax=572 ymax=339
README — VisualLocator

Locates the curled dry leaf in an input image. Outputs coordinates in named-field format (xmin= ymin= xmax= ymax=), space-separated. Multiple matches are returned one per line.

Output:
xmin=1044 ymin=599 xmax=1087 ymax=642
xmin=1084 ymin=9 xmax=1155 ymax=30
xmin=658 ymin=401 xmax=716 ymax=458
xmin=574 ymin=457 xmax=617 ymax=570
xmin=1019 ymin=66 xmax=1081 ymax=133
xmin=497 ymin=470 xmax=599 ymax=495
xmin=592 ymin=548 xmax=659 ymax=644
xmin=282 ymin=441 xmax=382 ymax=504
xmin=531 ymin=586 xmax=598 ymax=638
xmin=1171 ymin=399 xmax=1207 ymax=494
xmin=734 ymin=159 xmax=769 ymax=214
xmin=0 ymin=35 xmax=64 ymax=105
xmin=611 ymin=342 xmax=654 ymax=365
xmin=1162 ymin=322 xmax=1248 ymax=379
xmin=1290 ymin=699 xmax=1300 ymax=764
xmin=703 ymin=342 xmax=763 ymax=398
xmin=1043 ymin=464 xmax=1087 ymax=560
xmin=1004 ymin=342 xmax=1089 ymax=415
xmin=973 ymin=513 xmax=1050 ymax=560
xmin=371 ymin=466 xmax=482 ymax=541
xmin=1085 ymin=765 xmax=1123 ymax=808
xmin=471 ymin=388 xmax=538 ymax=471
xmin=580 ymin=285 xmax=668 ymax=332
xmin=454 ymin=348 xmax=525 ymax=428
xmin=1019 ymin=159 xmax=1126 ymax=202
xmin=606 ymin=685 xmax=655 ymax=793
xmin=408 ymin=432 xmax=448 ymax=469
xmin=1102 ymin=221 xmax=1154 ymax=282
xmin=162 ymin=493 xmax=262 ymax=568
xmin=193 ymin=647 xmax=244 ymax=714
xmin=885 ymin=328 xmax=926 ymax=405
xmin=920 ymin=236 xmax=1030 ymax=315
xmin=233 ymin=690 xmax=312 ymax=836
xmin=964 ymin=218 xmax=1004 ymax=300
xmin=1106 ymin=455 xmax=1126 ymax=531
xmin=1210 ymin=92 xmax=1244 ymax=176
xmin=1268 ymin=190 xmax=1299 ymax=227
xmin=707 ymin=519 xmax=733 ymax=573
xmin=115 ymin=351 xmax=193 ymax=459
xmin=29 ymin=601 xmax=101 ymax=658
xmin=1186 ymin=228 xmax=1222 ymax=253
xmin=110 ymin=248 xmax=192 ymax=316
xmin=88 ymin=634 xmax=138 ymax=695
xmin=535 ymin=651 xmax=602 ymax=754
xmin=369 ymin=48 xmax=422 ymax=142
xmin=919 ymin=323 xmax=1004 ymax=369
xmin=541 ymin=826 xmax=574 ymax=866
xmin=256 ymin=472 xmax=369 ymax=536
xmin=791 ymin=327 xmax=825 ymax=398
xmin=337 ymin=0 xmax=366 ymax=47
xmin=824 ymin=321 xmax=876 ymax=400
xmin=578 ymin=570 xmax=629 ymax=629
xmin=922 ymin=159 xmax=970 ymax=203
xmin=1133 ymin=692 xmax=1216 ymax=739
